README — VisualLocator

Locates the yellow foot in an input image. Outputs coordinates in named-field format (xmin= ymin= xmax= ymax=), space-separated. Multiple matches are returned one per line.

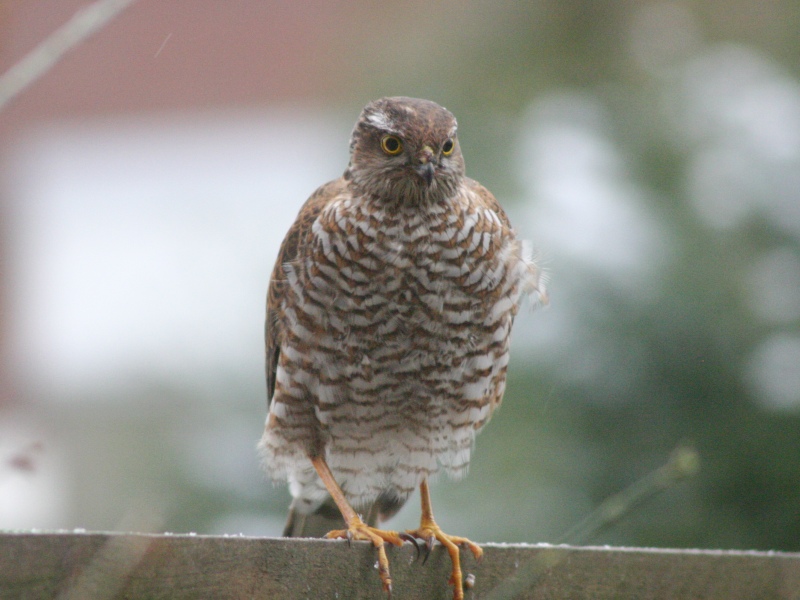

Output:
xmin=405 ymin=523 xmax=483 ymax=600
xmin=325 ymin=521 xmax=404 ymax=596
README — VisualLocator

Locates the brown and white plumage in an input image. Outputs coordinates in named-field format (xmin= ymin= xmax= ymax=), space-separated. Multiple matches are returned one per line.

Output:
xmin=259 ymin=97 xmax=546 ymax=598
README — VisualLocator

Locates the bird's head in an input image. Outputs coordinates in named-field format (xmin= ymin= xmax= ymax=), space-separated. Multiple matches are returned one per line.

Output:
xmin=346 ymin=97 xmax=465 ymax=206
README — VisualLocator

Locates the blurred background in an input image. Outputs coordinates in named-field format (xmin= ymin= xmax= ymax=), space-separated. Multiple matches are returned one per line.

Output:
xmin=1 ymin=0 xmax=799 ymax=551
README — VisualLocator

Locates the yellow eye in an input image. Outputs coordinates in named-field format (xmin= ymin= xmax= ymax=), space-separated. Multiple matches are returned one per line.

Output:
xmin=442 ymin=138 xmax=455 ymax=156
xmin=380 ymin=135 xmax=403 ymax=156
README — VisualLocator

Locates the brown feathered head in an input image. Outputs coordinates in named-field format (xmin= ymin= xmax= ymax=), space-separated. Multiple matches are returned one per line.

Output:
xmin=346 ymin=97 xmax=466 ymax=206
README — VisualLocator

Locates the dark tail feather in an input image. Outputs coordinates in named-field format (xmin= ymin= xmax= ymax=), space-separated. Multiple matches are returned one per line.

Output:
xmin=282 ymin=492 xmax=407 ymax=538
xmin=283 ymin=496 xmax=346 ymax=538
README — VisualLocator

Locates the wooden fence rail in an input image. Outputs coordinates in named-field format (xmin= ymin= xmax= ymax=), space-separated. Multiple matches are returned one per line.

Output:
xmin=2 ymin=531 xmax=799 ymax=599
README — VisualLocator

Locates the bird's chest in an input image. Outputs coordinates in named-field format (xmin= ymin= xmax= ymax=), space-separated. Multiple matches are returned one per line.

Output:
xmin=290 ymin=198 xmax=518 ymax=379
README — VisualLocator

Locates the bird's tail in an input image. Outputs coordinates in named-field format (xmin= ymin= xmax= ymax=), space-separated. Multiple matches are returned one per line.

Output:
xmin=282 ymin=493 xmax=406 ymax=538
xmin=282 ymin=496 xmax=346 ymax=538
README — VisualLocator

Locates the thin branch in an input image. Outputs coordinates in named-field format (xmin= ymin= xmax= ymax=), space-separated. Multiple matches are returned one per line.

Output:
xmin=558 ymin=444 xmax=701 ymax=545
xmin=0 ymin=0 xmax=138 ymax=114
xmin=483 ymin=444 xmax=701 ymax=599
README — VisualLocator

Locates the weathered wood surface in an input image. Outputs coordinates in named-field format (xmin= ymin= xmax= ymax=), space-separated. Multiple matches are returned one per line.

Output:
xmin=2 ymin=531 xmax=799 ymax=599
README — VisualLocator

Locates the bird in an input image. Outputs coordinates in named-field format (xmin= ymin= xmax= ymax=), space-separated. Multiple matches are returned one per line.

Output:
xmin=259 ymin=96 xmax=546 ymax=600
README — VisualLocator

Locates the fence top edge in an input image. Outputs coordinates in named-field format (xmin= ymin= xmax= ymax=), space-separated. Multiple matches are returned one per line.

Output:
xmin=2 ymin=529 xmax=799 ymax=559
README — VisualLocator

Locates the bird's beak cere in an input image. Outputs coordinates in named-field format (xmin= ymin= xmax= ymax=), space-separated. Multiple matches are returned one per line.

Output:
xmin=415 ymin=145 xmax=436 ymax=186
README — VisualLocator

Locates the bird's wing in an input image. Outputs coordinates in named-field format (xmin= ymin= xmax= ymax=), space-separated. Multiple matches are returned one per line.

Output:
xmin=265 ymin=178 xmax=346 ymax=404
xmin=464 ymin=176 xmax=514 ymax=230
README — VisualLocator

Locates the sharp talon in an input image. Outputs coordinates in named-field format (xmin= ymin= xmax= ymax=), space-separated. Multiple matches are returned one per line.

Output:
xmin=422 ymin=537 xmax=434 ymax=565
xmin=346 ymin=529 xmax=353 ymax=547
xmin=469 ymin=543 xmax=484 ymax=562
xmin=386 ymin=583 xmax=392 ymax=599
xmin=399 ymin=532 xmax=421 ymax=560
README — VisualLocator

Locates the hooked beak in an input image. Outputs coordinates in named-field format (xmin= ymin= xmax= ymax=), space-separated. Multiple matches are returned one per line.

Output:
xmin=415 ymin=162 xmax=435 ymax=186
xmin=415 ymin=145 xmax=436 ymax=186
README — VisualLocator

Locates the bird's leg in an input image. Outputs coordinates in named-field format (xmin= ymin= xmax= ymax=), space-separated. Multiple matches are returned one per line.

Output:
xmin=405 ymin=479 xmax=483 ymax=600
xmin=310 ymin=455 xmax=404 ymax=596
